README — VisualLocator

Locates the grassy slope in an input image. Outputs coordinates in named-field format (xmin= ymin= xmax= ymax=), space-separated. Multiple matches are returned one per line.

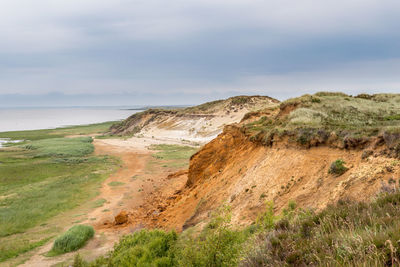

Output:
xmin=73 ymin=93 xmax=400 ymax=266
xmin=245 ymin=92 xmax=400 ymax=145
xmin=77 ymin=188 xmax=400 ymax=266
xmin=0 ymin=122 xmax=119 ymax=263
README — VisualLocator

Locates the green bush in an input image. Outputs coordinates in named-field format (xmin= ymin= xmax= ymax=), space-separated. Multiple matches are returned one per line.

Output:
xmin=108 ymin=229 xmax=177 ymax=266
xmin=49 ymin=225 xmax=94 ymax=255
xmin=385 ymin=114 xmax=400 ymax=121
xmin=88 ymin=230 xmax=177 ymax=267
xmin=176 ymin=205 xmax=247 ymax=267
xmin=78 ymin=206 xmax=248 ymax=267
xmin=329 ymin=159 xmax=348 ymax=175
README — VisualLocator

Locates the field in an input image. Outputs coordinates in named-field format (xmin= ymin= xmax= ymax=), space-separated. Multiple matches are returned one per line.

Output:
xmin=0 ymin=122 xmax=119 ymax=264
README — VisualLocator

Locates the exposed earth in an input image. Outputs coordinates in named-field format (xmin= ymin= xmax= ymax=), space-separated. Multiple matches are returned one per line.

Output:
xmin=17 ymin=136 xmax=192 ymax=267
xmin=7 ymin=93 xmax=400 ymax=266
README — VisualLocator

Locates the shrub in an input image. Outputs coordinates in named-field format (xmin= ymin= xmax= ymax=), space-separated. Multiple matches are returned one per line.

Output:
xmin=231 ymin=96 xmax=251 ymax=105
xmin=80 ymin=190 xmax=400 ymax=266
xmin=80 ymin=229 xmax=177 ymax=266
xmin=241 ymin=191 xmax=400 ymax=266
xmin=385 ymin=114 xmax=400 ymax=121
xmin=329 ymin=159 xmax=348 ymax=175
xmin=256 ymin=201 xmax=276 ymax=230
xmin=176 ymin=205 xmax=247 ymax=267
xmin=111 ymin=229 xmax=177 ymax=266
xmin=356 ymin=93 xmax=373 ymax=100
xmin=50 ymin=225 xmax=94 ymax=255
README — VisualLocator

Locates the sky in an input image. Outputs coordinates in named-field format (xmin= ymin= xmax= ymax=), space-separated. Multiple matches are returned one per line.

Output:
xmin=1 ymin=0 xmax=400 ymax=106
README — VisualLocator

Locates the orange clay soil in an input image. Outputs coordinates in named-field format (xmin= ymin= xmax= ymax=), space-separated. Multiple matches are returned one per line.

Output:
xmin=18 ymin=137 xmax=191 ymax=267
xmin=155 ymin=125 xmax=400 ymax=231
xmin=18 ymin=129 xmax=400 ymax=266
xmin=91 ymin=126 xmax=400 ymax=235
xmin=91 ymin=138 xmax=192 ymax=232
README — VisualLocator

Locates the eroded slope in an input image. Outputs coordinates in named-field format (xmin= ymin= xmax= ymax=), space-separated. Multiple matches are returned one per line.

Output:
xmin=156 ymin=93 xmax=400 ymax=230
xmin=110 ymin=96 xmax=279 ymax=144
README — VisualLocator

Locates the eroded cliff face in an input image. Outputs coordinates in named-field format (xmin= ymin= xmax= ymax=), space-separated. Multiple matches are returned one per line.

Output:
xmin=166 ymin=125 xmax=400 ymax=230
xmin=156 ymin=93 xmax=400 ymax=231
xmin=125 ymin=93 xmax=400 ymax=232
xmin=109 ymin=96 xmax=279 ymax=144
xmin=186 ymin=125 xmax=255 ymax=187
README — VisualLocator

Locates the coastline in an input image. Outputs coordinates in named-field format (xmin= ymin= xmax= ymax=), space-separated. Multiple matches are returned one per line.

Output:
xmin=0 ymin=107 xmax=141 ymax=133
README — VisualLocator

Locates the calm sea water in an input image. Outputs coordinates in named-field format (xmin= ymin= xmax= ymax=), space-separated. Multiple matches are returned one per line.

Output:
xmin=0 ymin=107 xmax=141 ymax=133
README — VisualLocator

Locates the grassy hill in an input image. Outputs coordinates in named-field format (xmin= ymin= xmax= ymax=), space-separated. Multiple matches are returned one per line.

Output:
xmin=243 ymin=92 xmax=400 ymax=153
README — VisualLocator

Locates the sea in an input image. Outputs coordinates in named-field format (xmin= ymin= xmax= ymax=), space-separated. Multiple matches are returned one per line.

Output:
xmin=0 ymin=106 xmax=142 ymax=133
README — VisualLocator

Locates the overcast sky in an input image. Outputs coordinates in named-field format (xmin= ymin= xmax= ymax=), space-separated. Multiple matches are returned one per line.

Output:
xmin=1 ymin=0 xmax=400 ymax=106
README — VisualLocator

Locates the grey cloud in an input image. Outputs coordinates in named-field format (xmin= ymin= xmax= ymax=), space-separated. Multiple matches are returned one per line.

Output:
xmin=0 ymin=0 xmax=399 ymax=105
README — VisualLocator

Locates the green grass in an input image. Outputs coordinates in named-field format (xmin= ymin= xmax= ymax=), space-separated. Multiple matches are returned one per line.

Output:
xmin=108 ymin=181 xmax=125 ymax=187
xmin=0 ymin=151 xmax=116 ymax=261
xmin=329 ymin=159 xmax=348 ymax=175
xmin=150 ymin=144 xmax=198 ymax=160
xmin=148 ymin=144 xmax=198 ymax=169
xmin=0 ymin=236 xmax=53 ymax=262
xmin=22 ymin=137 xmax=94 ymax=157
xmin=49 ymin=225 xmax=94 ymax=256
xmin=0 ymin=121 xmax=117 ymax=141
xmin=89 ymin=229 xmax=177 ymax=266
xmin=76 ymin=189 xmax=400 ymax=267
xmin=0 ymin=124 xmax=119 ymax=262
xmin=91 ymin=198 xmax=107 ymax=208
xmin=244 ymin=93 xmax=400 ymax=147
xmin=242 ymin=190 xmax=400 ymax=266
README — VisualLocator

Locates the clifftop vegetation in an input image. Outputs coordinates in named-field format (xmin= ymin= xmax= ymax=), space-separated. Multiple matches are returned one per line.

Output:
xmin=243 ymin=92 xmax=400 ymax=153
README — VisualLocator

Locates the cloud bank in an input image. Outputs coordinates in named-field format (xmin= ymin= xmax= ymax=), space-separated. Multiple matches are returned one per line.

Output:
xmin=0 ymin=0 xmax=399 ymax=105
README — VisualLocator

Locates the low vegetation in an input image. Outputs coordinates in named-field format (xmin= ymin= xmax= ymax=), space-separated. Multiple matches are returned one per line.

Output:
xmin=0 ymin=124 xmax=118 ymax=262
xmin=49 ymin=225 xmax=94 ymax=256
xmin=0 ymin=121 xmax=117 ymax=141
xmin=147 ymin=144 xmax=198 ymax=169
xmin=178 ymin=95 xmax=272 ymax=115
xmin=108 ymin=181 xmax=125 ymax=187
xmin=74 ymin=187 xmax=400 ymax=266
xmin=328 ymin=159 xmax=348 ymax=175
xmin=23 ymin=136 xmax=94 ymax=157
xmin=81 ymin=229 xmax=178 ymax=266
xmin=244 ymin=93 xmax=400 ymax=149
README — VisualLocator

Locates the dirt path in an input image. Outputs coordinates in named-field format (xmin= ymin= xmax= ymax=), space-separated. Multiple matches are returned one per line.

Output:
xmin=18 ymin=137 xmax=189 ymax=267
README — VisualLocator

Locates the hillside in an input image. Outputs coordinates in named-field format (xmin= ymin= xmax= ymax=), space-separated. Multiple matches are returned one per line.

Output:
xmin=109 ymin=95 xmax=279 ymax=144
xmin=154 ymin=92 xmax=400 ymax=230
xmin=7 ymin=93 xmax=400 ymax=266
xmin=73 ymin=92 xmax=400 ymax=267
